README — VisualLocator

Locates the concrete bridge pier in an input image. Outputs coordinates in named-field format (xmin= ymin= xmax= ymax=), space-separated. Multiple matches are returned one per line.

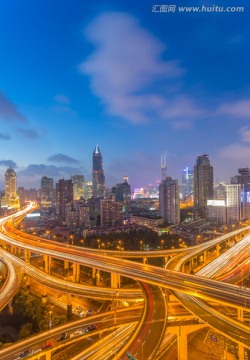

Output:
xmin=111 ymin=272 xmax=120 ymax=289
xmin=43 ymin=255 xmax=51 ymax=274
xmin=168 ymin=323 xmax=206 ymax=360
xmin=237 ymin=308 xmax=244 ymax=322
xmin=44 ymin=352 xmax=51 ymax=360
xmin=92 ymin=268 xmax=97 ymax=286
xmin=72 ymin=262 xmax=80 ymax=283
xmin=203 ymin=251 xmax=207 ymax=266
xmin=237 ymin=344 xmax=245 ymax=360
xmin=24 ymin=249 xmax=30 ymax=263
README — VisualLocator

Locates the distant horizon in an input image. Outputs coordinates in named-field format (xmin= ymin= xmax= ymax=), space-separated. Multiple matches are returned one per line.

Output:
xmin=0 ymin=151 xmax=246 ymax=191
xmin=0 ymin=1 xmax=249 ymax=190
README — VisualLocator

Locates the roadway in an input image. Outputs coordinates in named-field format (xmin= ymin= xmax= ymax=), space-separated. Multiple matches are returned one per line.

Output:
xmin=1 ymin=217 xmax=250 ymax=311
xmin=1 ymin=204 xmax=250 ymax=358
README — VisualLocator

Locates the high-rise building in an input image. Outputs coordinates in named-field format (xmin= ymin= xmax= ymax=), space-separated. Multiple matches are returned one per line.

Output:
xmin=208 ymin=183 xmax=241 ymax=225
xmin=112 ymin=176 xmax=131 ymax=222
xmin=56 ymin=179 xmax=73 ymax=219
xmin=225 ymin=184 xmax=241 ymax=225
xmin=3 ymin=167 xmax=20 ymax=209
xmin=40 ymin=176 xmax=54 ymax=207
xmin=159 ymin=177 xmax=180 ymax=224
xmin=5 ymin=167 xmax=17 ymax=204
xmin=100 ymin=196 xmax=123 ymax=227
xmin=84 ymin=182 xmax=93 ymax=199
xmin=182 ymin=167 xmax=194 ymax=198
xmin=194 ymin=154 xmax=213 ymax=218
xmin=71 ymin=175 xmax=84 ymax=201
xmin=92 ymin=145 xmax=105 ymax=198
xmin=231 ymin=168 xmax=250 ymax=220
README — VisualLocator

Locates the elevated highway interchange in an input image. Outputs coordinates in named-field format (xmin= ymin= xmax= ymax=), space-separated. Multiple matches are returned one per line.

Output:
xmin=0 ymin=204 xmax=250 ymax=359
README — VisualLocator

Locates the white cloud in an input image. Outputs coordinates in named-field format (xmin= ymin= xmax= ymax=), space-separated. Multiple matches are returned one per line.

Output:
xmin=239 ymin=126 xmax=250 ymax=143
xmin=217 ymin=99 xmax=250 ymax=118
xmin=78 ymin=12 xmax=203 ymax=126
xmin=218 ymin=143 xmax=250 ymax=162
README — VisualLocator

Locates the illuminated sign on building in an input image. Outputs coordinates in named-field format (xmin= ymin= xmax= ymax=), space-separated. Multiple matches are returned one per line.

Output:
xmin=26 ymin=213 xmax=41 ymax=218
xmin=207 ymin=200 xmax=225 ymax=207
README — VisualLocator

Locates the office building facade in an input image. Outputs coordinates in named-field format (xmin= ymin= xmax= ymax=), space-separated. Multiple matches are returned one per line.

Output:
xmin=40 ymin=176 xmax=54 ymax=207
xmin=182 ymin=167 xmax=194 ymax=198
xmin=71 ymin=174 xmax=84 ymax=201
xmin=231 ymin=168 xmax=250 ymax=220
xmin=56 ymin=179 xmax=73 ymax=219
xmin=194 ymin=154 xmax=213 ymax=219
xmin=159 ymin=177 xmax=180 ymax=224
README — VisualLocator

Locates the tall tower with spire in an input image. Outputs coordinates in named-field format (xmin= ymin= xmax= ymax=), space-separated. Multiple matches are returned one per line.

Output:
xmin=92 ymin=145 xmax=105 ymax=198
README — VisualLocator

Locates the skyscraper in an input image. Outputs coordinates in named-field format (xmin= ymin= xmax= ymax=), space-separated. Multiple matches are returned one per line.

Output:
xmin=92 ymin=145 xmax=105 ymax=198
xmin=100 ymin=196 xmax=123 ymax=227
xmin=182 ymin=167 xmax=194 ymax=198
xmin=159 ymin=177 xmax=180 ymax=224
xmin=3 ymin=167 xmax=19 ymax=209
xmin=56 ymin=179 xmax=73 ymax=219
xmin=231 ymin=167 xmax=250 ymax=220
xmin=84 ymin=182 xmax=93 ymax=199
xmin=194 ymin=154 xmax=213 ymax=218
xmin=40 ymin=176 xmax=54 ymax=207
xmin=224 ymin=184 xmax=241 ymax=225
xmin=112 ymin=176 xmax=131 ymax=222
xmin=71 ymin=175 xmax=84 ymax=201
xmin=5 ymin=167 xmax=16 ymax=203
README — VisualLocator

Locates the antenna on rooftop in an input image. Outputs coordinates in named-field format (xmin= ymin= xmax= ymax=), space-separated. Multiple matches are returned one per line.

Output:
xmin=161 ymin=154 xmax=167 ymax=180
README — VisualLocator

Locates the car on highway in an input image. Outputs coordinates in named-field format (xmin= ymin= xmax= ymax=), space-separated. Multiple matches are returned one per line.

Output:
xmin=57 ymin=332 xmax=68 ymax=342
xmin=40 ymin=342 xmax=53 ymax=350
xmin=15 ymin=350 xmax=32 ymax=359
xmin=85 ymin=309 xmax=94 ymax=316
xmin=70 ymin=330 xmax=82 ymax=338
xmin=85 ymin=324 xmax=97 ymax=332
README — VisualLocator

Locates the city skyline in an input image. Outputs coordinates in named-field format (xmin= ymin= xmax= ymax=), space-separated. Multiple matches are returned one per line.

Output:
xmin=0 ymin=0 xmax=249 ymax=189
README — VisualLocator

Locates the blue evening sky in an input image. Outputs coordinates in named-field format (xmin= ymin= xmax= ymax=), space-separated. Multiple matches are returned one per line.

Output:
xmin=0 ymin=0 xmax=249 ymax=189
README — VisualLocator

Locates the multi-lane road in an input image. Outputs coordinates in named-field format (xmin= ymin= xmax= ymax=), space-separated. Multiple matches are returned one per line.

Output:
xmin=0 ymin=203 xmax=250 ymax=359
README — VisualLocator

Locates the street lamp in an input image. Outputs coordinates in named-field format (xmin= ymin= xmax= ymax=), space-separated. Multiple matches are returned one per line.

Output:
xmin=49 ymin=310 xmax=52 ymax=330
xmin=139 ymin=240 xmax=143 ymax=251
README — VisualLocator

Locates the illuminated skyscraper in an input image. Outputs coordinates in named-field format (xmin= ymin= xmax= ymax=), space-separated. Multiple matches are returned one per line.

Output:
xmin=112 ymin=176 xmax=131 ymax=222
xmin=84 ymin=182 xmax=93 ymax=199
xmin=231 ymin=167 xmax=250 ymax=220
xmin=4 ymin=167 xmax=20 ymax=209
xmin=92 ymin=145 xmax=105 ymax=198
xmin=5 ymin=167 xmax=17 ymax=203
xmin=41 ymin=176 xmax=54 ymax=207
xmin=71 ymin=174 xmax=84 ymax=200
xmin=182 ymin=167 xmax=194 ymax=198
xmin=194 ymin=154 xmax=213 ymax=218
xmin=56 ymin=179 xmax=73 ymax=219
xmin=159 ymin=177 xmax=180 ymax=224
xmin=100 ymin=197 xmax=123 ymax=227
